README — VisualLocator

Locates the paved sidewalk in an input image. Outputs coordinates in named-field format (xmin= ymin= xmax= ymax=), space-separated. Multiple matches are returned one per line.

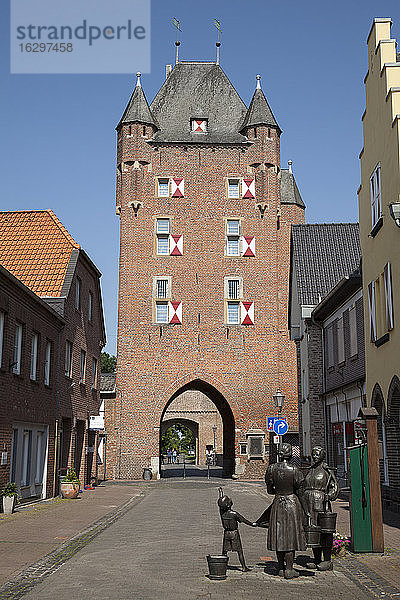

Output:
xmin=0 ymin=481 xmax=149 ymax=587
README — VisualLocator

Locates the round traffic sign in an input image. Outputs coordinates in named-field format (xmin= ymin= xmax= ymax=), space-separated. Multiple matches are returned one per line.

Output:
xmin=273 ymin=419 xmax=288 ymax=435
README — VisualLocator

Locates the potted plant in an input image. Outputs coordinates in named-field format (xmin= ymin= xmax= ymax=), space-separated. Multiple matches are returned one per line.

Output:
xmin=332 ymin=533 xmax=351 ymax=557
xmin=60 ymin=468 xmax=80 ymax=499
xmin=1 ymin=482 xmax=19 ymax=514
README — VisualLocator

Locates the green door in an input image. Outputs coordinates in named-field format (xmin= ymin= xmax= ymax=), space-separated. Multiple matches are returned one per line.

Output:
xmin=349 ymin=445 xmax=372 ymax=552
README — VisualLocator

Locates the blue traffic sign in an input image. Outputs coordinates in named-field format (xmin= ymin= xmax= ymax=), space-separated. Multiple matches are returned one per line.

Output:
xmin=273 ymin=419 xmax=288 ymax=435
xmin=267 ymin=417 xmax=276 ymax=431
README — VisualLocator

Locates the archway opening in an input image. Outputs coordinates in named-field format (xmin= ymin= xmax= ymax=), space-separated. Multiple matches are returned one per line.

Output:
xmin=372 ymin=383 xmax=388 ymax=485
xmin=161 ymin=421 xmax=197 ymax=463
xmin=159 ymin=379 xmax=235 ymax=478
xmin=387 ymin=377 xmax=400 ymax=489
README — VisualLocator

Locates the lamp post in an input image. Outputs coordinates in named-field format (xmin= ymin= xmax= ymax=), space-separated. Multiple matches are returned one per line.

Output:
xmin=389 ymin=202 xmax=400 ymax=227
xmin=212 ymin=425 xmax=217 ymax=466
xmin=273 ymin=390 xmax=285 ymax=459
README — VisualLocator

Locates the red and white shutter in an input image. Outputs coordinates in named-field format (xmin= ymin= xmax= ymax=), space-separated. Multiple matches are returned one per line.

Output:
xmin=193 ymin=120 xmax=207 ymax=133
xmin=169 ymin=234 xmax=183 ymax=256
xmin=242 ymin=178 xmax=255 ymax=199
xmin=241 ymin=301 xmax=254 ymax=325
xmin=171 ymin=178 xmax=184 ymax=198
xmin=367 ymin=281 xmax=376 ymax=341
xmin=241 ymin=236 xmax=255 ymax=257
xmin=384 ymin=262 xmax=394 ymax=330
xmin=168 ymin=301 xmax=182 ymax=324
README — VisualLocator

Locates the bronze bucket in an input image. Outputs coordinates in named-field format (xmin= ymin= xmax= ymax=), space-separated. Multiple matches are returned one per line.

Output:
xmin=305 ymin=526 xmax=321 ymax=547
xmin=318 ymin=512 xmax=337 ymax=533
xmin=206 ymin=555 xmax=228 ymax=580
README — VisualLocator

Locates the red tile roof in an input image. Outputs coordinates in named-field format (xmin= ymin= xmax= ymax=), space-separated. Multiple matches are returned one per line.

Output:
xmin=0 ymin=210 xmax=80 ymax=297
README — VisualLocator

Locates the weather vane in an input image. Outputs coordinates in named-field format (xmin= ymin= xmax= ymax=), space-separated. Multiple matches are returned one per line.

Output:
xmin=213 ymin=19 xmax=222 ymax=64
xmin=173 ymin=17 xmax=181 ymax=64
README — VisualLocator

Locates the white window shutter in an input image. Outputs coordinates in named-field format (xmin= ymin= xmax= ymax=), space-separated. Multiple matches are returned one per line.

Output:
xmin=171 ymin=178 xmax=184 ymax=198
xmin=168 ymin=301 xmax=182 ymax=324
xmin=169 ymin=234 xmax=183 ymax=256
xmin=241 ymin=301 xmax=254 ymax=325
xmin=242 ymin=178 xmax=255 ymax=199
xmin=368 ymin=281 xmax=376 ymax=341
xmin=384 ymin=262 xmax=394 ymax=330
xmin=241 ymin=236 xmax=255 ymax=257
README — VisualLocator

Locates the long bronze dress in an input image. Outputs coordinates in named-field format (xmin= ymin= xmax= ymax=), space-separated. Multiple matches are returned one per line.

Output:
xmin=302 ymin=463 xmax=339 ymax=526
xmin=265 ymin=461 xmax=307 ymax=552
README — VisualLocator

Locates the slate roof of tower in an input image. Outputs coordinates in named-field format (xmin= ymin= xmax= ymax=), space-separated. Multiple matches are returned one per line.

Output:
xmin=240 ymin=87 xmax=280 ymax=133
xmin=291 ymin=223 xmax=361 ymax=306
xmin=149 ymin=62 xmax=248 ymax=144
xmin=280 ymin=169 xmax=305 ymax=208
xmin=0 ymin=210 xmax=80 ymax=297
xmin=118 ymin=83 xmax=159 ymax=129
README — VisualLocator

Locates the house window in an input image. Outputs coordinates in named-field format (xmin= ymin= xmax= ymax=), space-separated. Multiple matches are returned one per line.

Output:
xmin=156 ymin=218 xmax=170 ymax=255
xmin=226 ymin=219 xmax=241 ymax=256
xmin=383 ymin=262 xmax=394 ymax=331
xmin=65 ymin=340 xmax=72 ymax=378
xmin=349 ymin=306 xmax=358 ymax=357
xmin=44 ymin=341 xmax=51 ymax=386
xmin=80 ymin=349 xmax=86 ymax=383
xmin=153 ymin=277 xmax=171 ymax=324
xmin=157 ymin=178 xmax=170 ymax=197
xmin=337 ymin=317 xmax=345 ymax=364
xmin=191 ymin=119 xmax=207 ymax=133
xmin=227 ymin=179 xmax=240 ymax=199
xmin=156 ymin=302 xmax=168 ymax=323
xmin=157 ymin=279 xmax=168 ymax=299
xmin=13 ymin=323 xmax=23 ymax=375
xmin=240 ymin=443 xmax=247 ymax=455
xmin=225 ymin=277 xmax=242 ymax=325
xmin=30 ymin=333 xmax=39 ymax=381
xmin=88 ymin=291 xmax=93 ymax=322
xmin=370 ymin=163 xmax=381 ymax=228
xmin=327 ymin=324 xmax=334 ymax=367
xmin=92 ymin=357 xmax=97 ymax=389
xmin=75 ymin=277 xmax=81 ymax=310
xmin=0 ymin=311 xmax=4 ymax=368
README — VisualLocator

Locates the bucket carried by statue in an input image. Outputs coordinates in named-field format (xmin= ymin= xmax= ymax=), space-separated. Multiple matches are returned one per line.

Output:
xmin=304 ymin=524 xmax=321 ymax=547
xmin=318 ymin=511 xmax=337 ymax=533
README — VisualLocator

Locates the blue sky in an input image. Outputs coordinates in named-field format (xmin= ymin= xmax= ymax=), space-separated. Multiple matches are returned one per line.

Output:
xmin=1 ymin=0 xmax=399 ymax=354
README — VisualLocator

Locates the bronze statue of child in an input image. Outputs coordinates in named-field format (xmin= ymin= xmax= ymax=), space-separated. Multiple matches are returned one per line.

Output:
xmin=217 ymin=487 xmax=256 ymax=572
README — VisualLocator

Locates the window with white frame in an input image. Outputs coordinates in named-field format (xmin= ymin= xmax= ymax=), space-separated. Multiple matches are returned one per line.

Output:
xmin=30 ymin=333 xmax=39 ymax=381
xmin=226 ymin=219 xmax=241 ymax=256
xmin=80 ymin=349 xmax=86 ymax=383
xmin=370 ymin=163 xmax=381 ymax=228
xmin=156 ymin=218 xmax=170 ymax=255
xmin=92 ymin=357 xmax=97 ymax=389
xmin=225 ymin=277 xmax=242 ymax=325
xmin=65 ymin=340 xmax=72 ymax=378
xmin=13 ymin=323 xmax=23 ymax=375
xmin=88 ymin=291 xmax=93 ymax=322
xmin=157 ymin=178 xmax=170 ymax=198
xmin=0 ymin=311 xmax=4 ymax=368
xmin=349 ymin=306 xmax=358 ymax=357
xmin=75 ymin=277 xmax=81 ymax=310
xmin=240 ymin=443 xmax=247 ymax=455
xmin=44 ymin=341 xmax=51 ymax=386
xmin=227 ymin=178 xmax=240 ymax=199
xmin=154 ymin=277 xmax=171 ymax=324
xmin=337 ymin=317 xmax=345 ymax=364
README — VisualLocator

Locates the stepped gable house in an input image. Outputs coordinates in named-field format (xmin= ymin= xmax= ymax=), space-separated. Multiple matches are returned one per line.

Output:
xmin=113 ymin=60 xmax=305 ymax=479
xmin=0 ymin=210 xmax=105 ymax=498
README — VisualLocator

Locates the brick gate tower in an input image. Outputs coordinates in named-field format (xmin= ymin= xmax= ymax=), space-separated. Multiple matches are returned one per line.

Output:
xmin=111 ymin=57 xmax=305 ymax=479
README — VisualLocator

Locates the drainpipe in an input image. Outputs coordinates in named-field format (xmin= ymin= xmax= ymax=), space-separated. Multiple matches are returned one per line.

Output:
xmin=53 ymin=326 xmax=63 ymax=497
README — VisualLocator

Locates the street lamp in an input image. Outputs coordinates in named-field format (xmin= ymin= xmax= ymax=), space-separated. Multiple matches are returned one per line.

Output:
xmin=273 ymin=389 xmax=285 ymax=417
xmin=212 ymin=424 xmax=217 ymax=464
xmin=389 ymin=203 xmax=400 ymax=227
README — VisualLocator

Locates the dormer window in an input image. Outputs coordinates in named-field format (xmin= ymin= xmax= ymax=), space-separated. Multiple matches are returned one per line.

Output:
xmin=191 ymin=119 xmax=207 ymax=133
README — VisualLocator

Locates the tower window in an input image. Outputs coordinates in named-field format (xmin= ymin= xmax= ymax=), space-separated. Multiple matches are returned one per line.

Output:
xmin=226 ymin=219 xmax=241 ymax=256
xmin=227 ymin=179 xmax=240 ymax=199
xmin=156 ymin=218 xmax=170 ymax=255
xmin=224 ymin=276 xmax=242 ymax=325
xmin=156 ymin=279 xmax=168 ymax=299
xmin=191 ymin=119 xmax=207 ymax=133
xmin=227 ymin=302 xmax=240 ymax=324
xmin=153 ymin=276 xmax=172 ymax=324
xmin=156 ymin=302 xmax=168 ymax=323
xmin=157 ymin=178 xmax=170 ymax=197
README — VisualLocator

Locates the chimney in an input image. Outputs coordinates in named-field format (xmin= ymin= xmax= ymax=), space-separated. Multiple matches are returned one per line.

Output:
xmin=166 ymin=64 xmax=172 ymax=79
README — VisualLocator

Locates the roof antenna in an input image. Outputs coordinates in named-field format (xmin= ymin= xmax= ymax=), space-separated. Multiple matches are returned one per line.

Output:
xmin=136 ymin=71 xmax=141 ymax=88
xmin=256 ymin=74 xmax=261 ymax=89
xmin=173 ymin=17 xmax=181 ymax=64
xmin=288 ymin=160 xmax=293 ymax=173
xmin=213 ymin=19 xmax=222 ymax=65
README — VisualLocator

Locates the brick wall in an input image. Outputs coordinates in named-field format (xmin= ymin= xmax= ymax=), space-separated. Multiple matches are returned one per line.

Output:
xmin=305 ymin=319 xmax=325 ymax=449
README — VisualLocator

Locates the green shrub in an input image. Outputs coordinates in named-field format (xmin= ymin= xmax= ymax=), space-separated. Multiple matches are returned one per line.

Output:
xmin=64 ymin=469 xmax=80 ymax=483
xmin=1 ymin=482 xmax=19 ymax=501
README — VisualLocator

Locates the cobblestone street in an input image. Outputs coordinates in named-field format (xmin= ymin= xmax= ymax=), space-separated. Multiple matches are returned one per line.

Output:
xmin=1 ymin=479 xmax=400 ymax=599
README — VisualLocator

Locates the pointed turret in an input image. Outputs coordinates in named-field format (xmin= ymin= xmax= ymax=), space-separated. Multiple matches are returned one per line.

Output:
xmin=240 ymin=75 xmax=281 ymax=134
xmin=117 ymin=72 xmax=159 ymax=130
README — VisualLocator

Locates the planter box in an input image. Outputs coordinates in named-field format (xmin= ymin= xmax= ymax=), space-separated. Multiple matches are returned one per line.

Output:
xmin=2 ymin=495 xmax=16 ymax=514
xmin=60 ymin=482 xmax=80 ymax=499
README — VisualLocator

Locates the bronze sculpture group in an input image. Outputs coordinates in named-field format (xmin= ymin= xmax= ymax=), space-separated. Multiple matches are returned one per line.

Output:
xmin=217 ymin=443 xmax=339 ymax=579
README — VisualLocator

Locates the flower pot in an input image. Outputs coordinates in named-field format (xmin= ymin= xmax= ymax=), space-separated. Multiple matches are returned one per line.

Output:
xmin=2 ymin=495 xmax=16 ymax=514
xmin=142 ymin=468 xmax=152 ymax=481
xmin=206 ymin=555 xmax=228 ymax=580
xmin=60 ymin=482 xmax=80 ymax=499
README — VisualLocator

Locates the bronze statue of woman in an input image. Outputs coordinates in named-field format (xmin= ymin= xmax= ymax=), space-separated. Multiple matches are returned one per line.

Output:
xmin=301 ymin=446 xmax=339 ymax=571
xmin=263 ymin=442 xmax=307 ymax=579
